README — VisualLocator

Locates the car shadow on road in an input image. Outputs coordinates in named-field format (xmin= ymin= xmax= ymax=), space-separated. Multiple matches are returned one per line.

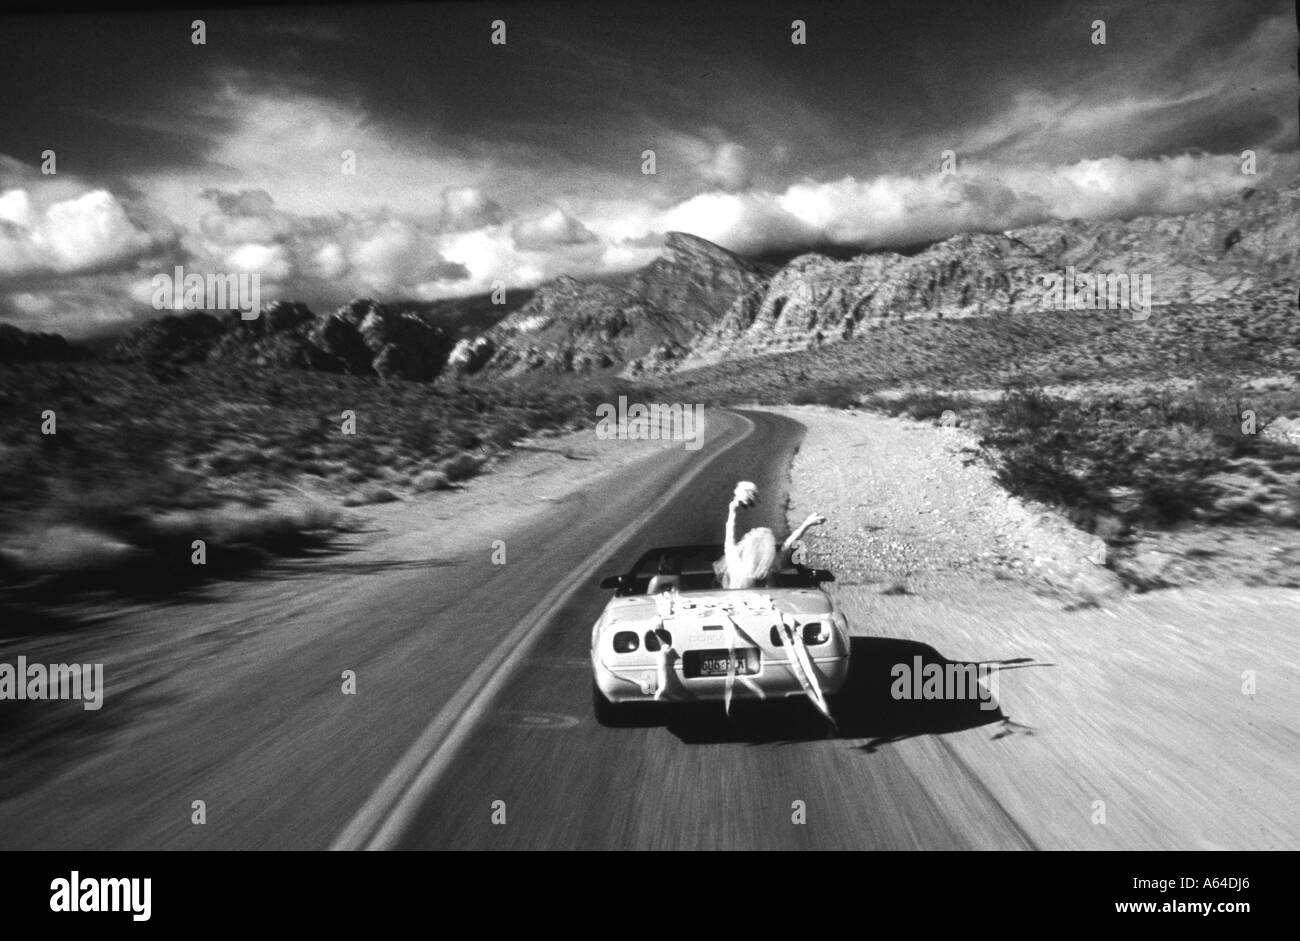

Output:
xmin=664 ymin=637 xmax=1050 ymax=749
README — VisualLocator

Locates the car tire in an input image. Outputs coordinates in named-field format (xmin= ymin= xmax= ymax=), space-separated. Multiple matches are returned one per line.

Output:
xmin=592 ymin=680 xmax=634 ymax=727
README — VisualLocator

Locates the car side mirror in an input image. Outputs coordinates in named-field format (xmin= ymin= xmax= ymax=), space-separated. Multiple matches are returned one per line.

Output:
xmin=599 ymin=574 xmax=625 ymax=590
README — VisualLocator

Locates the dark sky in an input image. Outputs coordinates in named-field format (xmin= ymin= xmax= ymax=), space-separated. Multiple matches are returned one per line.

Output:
xmin=0 ymin=0 xmax=1295 ymax=332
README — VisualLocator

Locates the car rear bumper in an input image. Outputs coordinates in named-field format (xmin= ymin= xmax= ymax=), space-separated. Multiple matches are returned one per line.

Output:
xmin=594 ymin=652 xmax=850 ymax=705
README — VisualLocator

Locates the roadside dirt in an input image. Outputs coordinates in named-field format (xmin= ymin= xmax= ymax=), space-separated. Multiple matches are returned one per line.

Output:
xmin=767 ymin=406 xmax=1124 ymax=601
xmin=770 ymin=405 xmax=1300 ymax=849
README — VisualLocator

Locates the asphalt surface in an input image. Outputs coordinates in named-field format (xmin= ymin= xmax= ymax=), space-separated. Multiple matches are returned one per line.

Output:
xmin=0 ymin=409 xmax=1034 ymax=849
xmin=378 ymin=409 xmax=1034 ymax=850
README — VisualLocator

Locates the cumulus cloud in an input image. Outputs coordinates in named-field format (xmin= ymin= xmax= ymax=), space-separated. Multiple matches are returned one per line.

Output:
xmin=659 ymin=190 xmax=814 ymax=255
xmin=198 ymin=188 xmax=295 ymax=244
xmin=438 ymin=187 xmax=504 ymax=232
xmin=437 ymin=219 xmax=622 ymax=298
xmin=511 ymin=208 xmax=598 ymax=251
xmin=225 ymin=242 xmax=293 ymax=281
xmin=348 ymin=218 xmax=470 ymax=293
xmin=699 ymin=142 xmax=753 ymax=191
xmin=310 ymin=242 xmax=348 ymax=280
xmin=182 ymin=188 xmax=474 ymax=300
xmin=201 ymin=188 xmax=276 ymax=217
xmin=0 ymin=277 xmax=154 ymax=333
xmin=0 ymin=187 xmax=163 ymax=279
xmin=657 ymin=152 xmax=1281 ymax=255
xmin=655 ymin=131 xmax=757 ymax=192
xmin=4 ymin=144 xmax=1291 ymax=337
xmin=0 ymin=188 xmax=35 ymax=227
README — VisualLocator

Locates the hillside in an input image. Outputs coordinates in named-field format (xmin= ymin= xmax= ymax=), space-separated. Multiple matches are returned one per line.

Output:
xmin=451 ymin=180 xmax=1297 ymax=379
xmin=680 ymin=181 xmax=1298 ymax=367
xmin=469 ymin=232 xmax=771 ymax=377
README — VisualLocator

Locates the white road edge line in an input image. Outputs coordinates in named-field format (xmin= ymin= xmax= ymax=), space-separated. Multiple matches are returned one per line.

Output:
xmin=329 ymin=412 xmax=758 ymax=850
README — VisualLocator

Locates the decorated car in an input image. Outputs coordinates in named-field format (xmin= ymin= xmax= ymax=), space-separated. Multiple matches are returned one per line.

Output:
xmin=590 ymin=544 xmax=851 ymax=726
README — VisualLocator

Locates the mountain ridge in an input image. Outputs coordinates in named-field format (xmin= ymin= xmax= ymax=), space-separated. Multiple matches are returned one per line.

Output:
xmin=455 ymin=180 xmax=1297 ymax=379
xmin=7 ymin=181 xmax=1295 ymax=382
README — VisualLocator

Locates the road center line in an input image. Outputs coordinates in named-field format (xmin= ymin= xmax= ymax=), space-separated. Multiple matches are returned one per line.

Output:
xmin=329 ymin=413 xmax=757 ymax=850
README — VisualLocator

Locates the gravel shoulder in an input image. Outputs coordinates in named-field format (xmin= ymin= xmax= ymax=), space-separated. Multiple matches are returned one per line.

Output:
xmin=769 ymin=405 xmax=1300 ymax=849
xmin=768 ymin=406 xmax=1123 ymax=600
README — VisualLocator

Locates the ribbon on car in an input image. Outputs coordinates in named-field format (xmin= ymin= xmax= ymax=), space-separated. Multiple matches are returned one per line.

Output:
xmin=651 ymin=590 xmax=677 ymax=700
xmin=775 ymin=607 xmax=836 ymax=728
xmin=664 ymin=592 xmax=835 ymax=724
xmin=721 ymin=609 xmax=740 ymax=716
xmin=656 ymin=591 xmax=740 ymax=711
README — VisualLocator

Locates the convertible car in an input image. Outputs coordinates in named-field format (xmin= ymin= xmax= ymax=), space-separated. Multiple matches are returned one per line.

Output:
xmin=590 ymin=544 xmax=852 ymax=726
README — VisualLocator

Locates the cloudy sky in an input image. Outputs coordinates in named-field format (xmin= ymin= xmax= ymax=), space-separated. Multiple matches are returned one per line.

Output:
xmin=0 ymin=0 xmax=1295 ymax=334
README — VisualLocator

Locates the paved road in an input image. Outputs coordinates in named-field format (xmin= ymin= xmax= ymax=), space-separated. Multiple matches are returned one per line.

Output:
xmin=361 ymin=410 xmax=1034 ymax=850
xmin=0 ymin=409 xmax=1033 ymax=850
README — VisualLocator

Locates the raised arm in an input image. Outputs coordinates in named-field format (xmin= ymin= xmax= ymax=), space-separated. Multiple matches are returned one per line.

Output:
xmin=723 ymin=482 xmax=760 ymax=587
xmin=726 ymin=481 xmax=758 ymax=550
xmin=782 ymin=513 xmax=826 ymax=555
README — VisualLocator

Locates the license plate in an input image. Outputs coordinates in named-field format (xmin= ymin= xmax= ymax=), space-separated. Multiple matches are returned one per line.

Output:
xmin=687 ymin=649 xmax=759 ymax=677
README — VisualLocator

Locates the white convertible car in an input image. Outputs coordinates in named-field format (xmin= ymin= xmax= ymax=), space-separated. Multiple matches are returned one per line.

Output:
xmin=591 ymin=544 xmax=852 ymax=726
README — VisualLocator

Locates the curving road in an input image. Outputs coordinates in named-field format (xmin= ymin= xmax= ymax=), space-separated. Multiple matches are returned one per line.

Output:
xmin=0 ymin=409 xmax=1032 ymax=850
xmin=336 ymin=409 xmax=1033 ymax=851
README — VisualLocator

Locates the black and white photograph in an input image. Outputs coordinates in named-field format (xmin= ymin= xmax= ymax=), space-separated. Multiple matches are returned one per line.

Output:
xmin=0 ymin=0 xmax=1295 ymax=917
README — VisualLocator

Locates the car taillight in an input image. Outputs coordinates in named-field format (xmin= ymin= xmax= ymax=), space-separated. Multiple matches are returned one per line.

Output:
xmin=644 ymin=628 xmax=672 ymax=651
xmin=612 ymin=631 xmax=640 ymax=653
xmin=802 ymin=622 xmax=829 ymax=645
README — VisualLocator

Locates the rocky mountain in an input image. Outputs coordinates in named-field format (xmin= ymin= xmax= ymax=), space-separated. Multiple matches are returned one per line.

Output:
xmin=683 ymin=233 xmax=1049 ymax=367
xmin=1007 ymin=182 xmax=1299 ymax=305
xmin=22 ymin=181 xmax=1297 ymax=384
xmin=466 ymin=232 xmax=771 ymax=377
xmin=454 ymin=181 xmax=1296 ymax=379
xmin=401 ymin=289 xmax=534 ymax=341
xmin=111 ymin=298 xmax=453 ymax=381
xmin=681 ymin=182 xmax=1299 ymax=369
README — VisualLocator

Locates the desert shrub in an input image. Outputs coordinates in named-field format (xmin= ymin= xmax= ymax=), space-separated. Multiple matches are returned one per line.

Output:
xmin=859 ymin=390 xmax=973 ymax=423
xmin=413 ymin=469 xmax=453 ymax=492
xmin=521 ymin=407 xmax=551 ymax=429
xmin=981 ymin=384 xmax=1232 ymax=527
xmin=789 ymin=383 xmax=860 ymax=409
xmin=342 ymin=485 xmax=399 ymax=507
xmin=1053 ymin=367 xmax=1090 ymax=383
xmin=486 ymin=419 xmax=526 ymax=449
xmin=1119 ymin=425 xmax=1225 ymax=523
xmin=398 ymin=419 xmax=439 ymax=457
xmin=440 ymin=452 xmax=483 ymax=482
xmin=900 ymin=391 xmax=973 ymax=422
xmin=455 ymin=428 xmax=483 ymax=450
xmin=985 ymin=384 xmax=1063 ymax=431
xmin=1 ymin=500 xmax=341 ymax=597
